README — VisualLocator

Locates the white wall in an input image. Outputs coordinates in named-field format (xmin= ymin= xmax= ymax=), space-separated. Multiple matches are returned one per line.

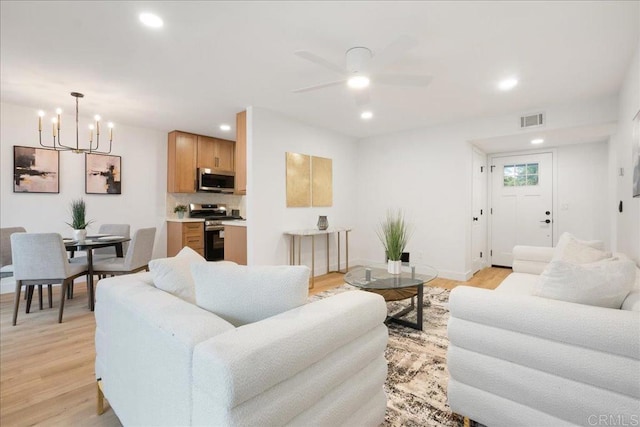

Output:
xmin=1 ymin=102 xmax=168 ymax=262
xmin=611 ymin=43 xmax=640 ymax=262
xmin=556 ymin=141 xmax=610 ymax=244
xmin=247 ymin=107 xmax=359 ymax=274
xmin=356 ymin=97 xmax=619 ymax=280
xmin=355 ymin=126 xmax=473 ymax=280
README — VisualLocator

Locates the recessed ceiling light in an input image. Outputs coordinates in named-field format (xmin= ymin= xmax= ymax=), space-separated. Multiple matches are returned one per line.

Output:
xmin=139 ymin=13 xmax=163 ymax=28
xmin=361 ymin=111 xmax=373 ymax=120
xmin=348 ymin=75 xmax=370 ymax=89
xmin=531 ymin=138 xmax=544 ymax=145
xmin=498 ymin=77 xmax=518 ymax=91
xmin=220 ymin=124 xmax=231 ymax=131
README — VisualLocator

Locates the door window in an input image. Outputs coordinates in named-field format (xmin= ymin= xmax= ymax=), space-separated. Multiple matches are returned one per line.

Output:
xmin=503 ymin=163 xmax=539 ymax=186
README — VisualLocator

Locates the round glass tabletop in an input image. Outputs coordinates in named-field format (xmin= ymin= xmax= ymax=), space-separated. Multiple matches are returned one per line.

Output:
xmin=345 ymin=264 xmax=438 ymax=291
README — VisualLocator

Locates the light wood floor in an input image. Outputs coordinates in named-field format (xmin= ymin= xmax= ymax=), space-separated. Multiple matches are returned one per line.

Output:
xmin=0 ymin=267 xmax=509 ymax=426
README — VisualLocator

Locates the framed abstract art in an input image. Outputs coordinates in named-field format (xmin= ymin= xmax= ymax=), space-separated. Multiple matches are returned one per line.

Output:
xmin=86 ymin=153 xmax=122 ymax=194
xmin=13 ymin=145 xmax=59 ymax=193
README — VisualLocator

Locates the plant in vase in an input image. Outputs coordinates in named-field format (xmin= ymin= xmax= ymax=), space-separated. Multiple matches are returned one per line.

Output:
xmin=66 ymin=198 xmax=93 ymax=242
xmin=174 ymin=205 xmax=188 ymax=219
xmin=376 ymin=209 xmax=412 ymax=274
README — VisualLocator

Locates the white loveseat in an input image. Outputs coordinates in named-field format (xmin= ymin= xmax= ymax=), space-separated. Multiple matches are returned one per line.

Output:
xmin=95 ymin=267 xmax=389 ymax=426
xmin=447 ymin=245 xmax=640 ymax=426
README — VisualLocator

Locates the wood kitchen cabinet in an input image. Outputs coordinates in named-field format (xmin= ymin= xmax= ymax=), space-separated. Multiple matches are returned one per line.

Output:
xmin=167 ymin=221 xmax=205 ymax=257
xmin=197 ymin=135 xmax=234 ymax=174
xmin=224 ymin=224 xmax=247 ymax=265
xmin=167 ymin=131 xmax=197 ymax=193
xmin=235 ymin=111 xmax=247 ymax=195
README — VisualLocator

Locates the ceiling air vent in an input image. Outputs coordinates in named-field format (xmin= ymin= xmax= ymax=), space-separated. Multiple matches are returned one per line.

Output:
xmin=520 ymin=112 xmax=544 ymax=129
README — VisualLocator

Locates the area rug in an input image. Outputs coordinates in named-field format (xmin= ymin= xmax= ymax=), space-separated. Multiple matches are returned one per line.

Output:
xmin=309 ymin=285 xmax=464 ymax=427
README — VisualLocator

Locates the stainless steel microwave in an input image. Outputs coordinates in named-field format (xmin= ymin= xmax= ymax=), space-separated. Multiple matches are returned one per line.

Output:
xmin=197 ymin=168 xmax=235 ymax=193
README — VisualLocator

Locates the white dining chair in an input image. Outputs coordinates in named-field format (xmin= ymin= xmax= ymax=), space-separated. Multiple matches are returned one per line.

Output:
xmin=92 ymin=227 xmax=156 ymax=277
xmin=93 ymin=224 xmax=130 ymax=259
xmin=11 ymin=233 xmax=89 ymax=325
xmin=2 ymin=226 xmax=54 ymax=310
xmin=1 ymin=226 xmax=26 ymax=278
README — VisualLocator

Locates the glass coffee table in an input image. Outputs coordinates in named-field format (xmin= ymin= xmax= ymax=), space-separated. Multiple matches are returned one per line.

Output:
xmin=345 ymin=264 xmax=438 ymax=331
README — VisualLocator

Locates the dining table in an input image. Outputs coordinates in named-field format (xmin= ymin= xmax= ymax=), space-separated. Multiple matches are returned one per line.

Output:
xmin=64 ymin=234 xmax=130 ymax=311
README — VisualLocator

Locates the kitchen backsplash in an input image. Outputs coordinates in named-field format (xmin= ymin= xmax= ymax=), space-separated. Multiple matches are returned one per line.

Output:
xmin=167 ymin=193 xmax=246 ymax=218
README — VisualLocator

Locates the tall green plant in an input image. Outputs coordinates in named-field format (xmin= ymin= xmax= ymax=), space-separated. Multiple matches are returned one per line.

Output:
xmin=376 ymin=209 xmax=412 ymax=261
xmin=66 ymin=198 xmax=93 ymax=230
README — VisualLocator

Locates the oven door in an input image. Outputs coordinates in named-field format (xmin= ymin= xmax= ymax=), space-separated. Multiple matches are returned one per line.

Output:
xmin=204 ymin=227 xmax=225 ymax=261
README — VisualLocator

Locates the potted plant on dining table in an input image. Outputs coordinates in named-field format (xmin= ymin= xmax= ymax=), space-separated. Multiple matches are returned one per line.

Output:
xmin=67 ymin=198 xmax=93 ymax=242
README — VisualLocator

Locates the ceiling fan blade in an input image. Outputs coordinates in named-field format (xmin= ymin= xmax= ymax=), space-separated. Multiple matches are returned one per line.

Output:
xmin=353 ymin=88 xmax=371 ymax=107
xmin=371 ymin=35 xmax=419 ymax=71
xmin=375 ymin=74 xmax=433 ymax=87
xmin=292 ymin=79 xmax=346 ymax=93
xmin=294 ymin=51 xmax=346 ymax=75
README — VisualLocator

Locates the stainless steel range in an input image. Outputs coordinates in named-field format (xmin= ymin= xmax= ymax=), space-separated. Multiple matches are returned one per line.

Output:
xmin=189 ymin=203 xmax=242 ymax=261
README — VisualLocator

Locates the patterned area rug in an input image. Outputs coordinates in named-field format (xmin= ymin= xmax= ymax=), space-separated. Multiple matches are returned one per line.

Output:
xmin=310 ymin=285 xmax=464 ymax=427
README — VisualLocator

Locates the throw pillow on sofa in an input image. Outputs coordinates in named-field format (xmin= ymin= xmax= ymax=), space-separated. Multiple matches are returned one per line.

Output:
xmin=532 ymin=259 xmax=636 ymax=309
xmin=553 ymin=232 xmax=611 ymax=264
xmin=149 ymin=247 xmax=237 ymax=303
xmin=191 ymin=263 xmax=310 ymax=326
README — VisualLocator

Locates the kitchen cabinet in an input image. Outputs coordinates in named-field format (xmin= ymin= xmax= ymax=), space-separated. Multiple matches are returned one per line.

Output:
xmin=167 ymin=221 xmax=205 ymax=257
xmin=197 ymin=135 xmax=234 ymax=174
xmin=167 ymin=131 xmax=197 ymax=193
xmin=235 ymin=111 xmax=247 ymax=195
xmin=224 ymin=224 xmax=247 ymax=265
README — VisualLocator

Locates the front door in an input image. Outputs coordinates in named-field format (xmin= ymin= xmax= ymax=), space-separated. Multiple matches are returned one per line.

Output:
xmin=490 ymin=152 xmax=553 ymax=267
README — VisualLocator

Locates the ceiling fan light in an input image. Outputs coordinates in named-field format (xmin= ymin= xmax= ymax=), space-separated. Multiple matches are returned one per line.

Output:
xmin=348 ymin=75 xmax=370 ymax=89
xmin=361 ymin=111 xmax=373 ymax=120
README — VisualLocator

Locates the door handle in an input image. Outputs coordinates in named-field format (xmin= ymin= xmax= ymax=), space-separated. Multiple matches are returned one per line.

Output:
xmin=540 ymin=219 xmax=551 ymax=224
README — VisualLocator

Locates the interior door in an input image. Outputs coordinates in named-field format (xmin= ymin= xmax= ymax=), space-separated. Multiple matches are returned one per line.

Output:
xmin=471 ymin=149 xmax=487 ymax=274
xmin=491 ymin=152 xmax=553 ymax=267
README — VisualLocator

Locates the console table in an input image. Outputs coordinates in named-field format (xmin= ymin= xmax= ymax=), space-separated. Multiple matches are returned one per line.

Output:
xmin=284 ymin=227 xmax=351 ymax=288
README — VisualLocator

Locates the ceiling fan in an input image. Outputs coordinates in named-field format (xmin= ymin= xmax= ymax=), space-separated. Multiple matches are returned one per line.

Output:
xmin=292 ymin=36 xmax=432 ymax=106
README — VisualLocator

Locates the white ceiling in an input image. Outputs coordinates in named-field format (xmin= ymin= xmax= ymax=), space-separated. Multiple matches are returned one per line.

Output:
xmin=1 ymin=1 xmax=638 ymax=142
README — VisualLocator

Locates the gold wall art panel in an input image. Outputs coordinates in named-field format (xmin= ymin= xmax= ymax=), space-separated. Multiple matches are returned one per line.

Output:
xmin=311 ymin=156 xmax=333 ymax=207
xmin=286 ymin=152 xmax=311 ymax=207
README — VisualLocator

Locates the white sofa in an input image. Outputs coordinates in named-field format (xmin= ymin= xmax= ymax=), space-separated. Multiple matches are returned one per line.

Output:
xmin=447 ymin=245 xmax=640 ymax=426
xmin=95 ymin=270 xmax=389 ymax=426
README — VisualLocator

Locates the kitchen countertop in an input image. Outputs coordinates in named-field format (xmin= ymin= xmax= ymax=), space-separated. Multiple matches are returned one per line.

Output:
xmin=222 ymin=220 xmax=247 ymax=227
xmin=166 ymin=218 xmax=205 ymax=223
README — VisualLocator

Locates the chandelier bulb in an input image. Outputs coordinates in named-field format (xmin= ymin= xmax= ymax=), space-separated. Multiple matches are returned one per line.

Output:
xmin=108 ymin=122 xmax=114 ymax=128
xmin=38 ymin=110 xmax=45 ymax=117
xmin=55 ymin=108 xmax=62 ymax=115
xmin=94 ymin=114 xmax=101 ymax=122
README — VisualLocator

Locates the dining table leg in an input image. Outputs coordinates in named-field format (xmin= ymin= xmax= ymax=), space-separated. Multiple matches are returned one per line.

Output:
xmin=87 ymin=249 xmax=95 ymax=311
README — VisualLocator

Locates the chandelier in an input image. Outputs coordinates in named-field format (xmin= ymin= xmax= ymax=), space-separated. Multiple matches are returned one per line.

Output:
xmin=38 ymin=92 xmax=114 ymax=154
